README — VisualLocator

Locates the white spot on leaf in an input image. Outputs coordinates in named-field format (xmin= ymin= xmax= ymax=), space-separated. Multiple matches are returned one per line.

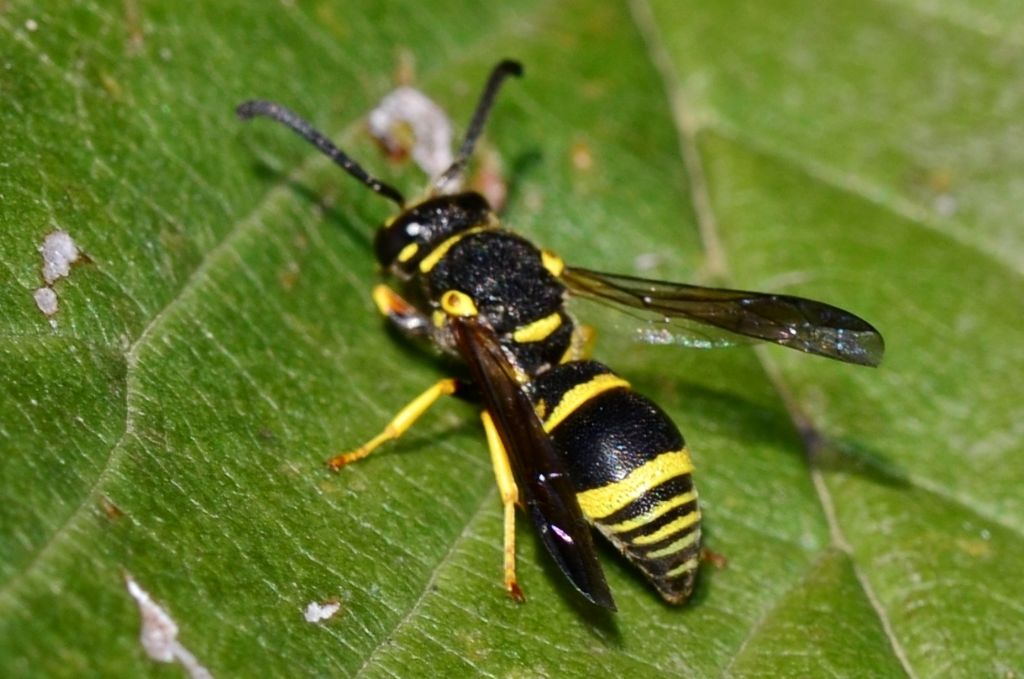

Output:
xmin=40 ymin=230 xmax=81 ymax=284
xmin=33 ymin=287 xmax=58 ymax=316
xmin=934 ymin=193 xmax=957 ymax=217
xmin=633 ymin=252 xmax=662 ymax=273
xmin=303 ymin=600 xmax=341 ymax=623
xmin=32 ymin=229 xmax=84 ymax=320
xmin=125 ymin=575 xmax=213 ymax=679
xmin=367 ymin=86 xmax=453 ymax=179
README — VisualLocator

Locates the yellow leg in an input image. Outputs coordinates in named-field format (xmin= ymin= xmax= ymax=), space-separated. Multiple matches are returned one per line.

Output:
xmin=481 ymin=410 xmax=525 ymax=602
xmin=327 ymin=378 xmax=458 ymax=471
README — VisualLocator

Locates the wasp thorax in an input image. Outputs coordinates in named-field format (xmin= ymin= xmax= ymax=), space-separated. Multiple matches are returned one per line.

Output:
xmin=374 ymin=192 xmax=495 ymax=276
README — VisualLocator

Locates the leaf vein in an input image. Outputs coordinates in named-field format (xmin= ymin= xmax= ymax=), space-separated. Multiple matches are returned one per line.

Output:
xmin=350 ymin=487 xmax=496 ymax=679
xmin=0 ymin=114 xmax=367 ymax=607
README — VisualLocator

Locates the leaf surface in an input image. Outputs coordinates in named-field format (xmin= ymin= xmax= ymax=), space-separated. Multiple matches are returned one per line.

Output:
xmin=1 ymin=1 xmax=1020 ymax=677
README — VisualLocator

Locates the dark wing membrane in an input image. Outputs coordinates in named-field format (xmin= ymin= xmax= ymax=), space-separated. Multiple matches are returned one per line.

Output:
xmin=563 ymin=267 xmax=885 ymax=366
xmin=450 ymin=317 xmax=615 ymax=610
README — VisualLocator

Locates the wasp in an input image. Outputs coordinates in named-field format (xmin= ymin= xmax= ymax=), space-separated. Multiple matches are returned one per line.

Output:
xmin=237 ymin=60 xmax=884 ymax=610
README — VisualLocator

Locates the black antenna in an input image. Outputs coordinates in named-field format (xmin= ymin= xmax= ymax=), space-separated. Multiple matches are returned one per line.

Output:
xmin=236 ymin=100 xmax=406 ymax=207
xmin=434 ymin=60 xmax=523 ymax=192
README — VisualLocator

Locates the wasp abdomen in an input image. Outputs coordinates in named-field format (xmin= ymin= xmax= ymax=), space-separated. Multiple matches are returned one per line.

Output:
xmin=528 ymin=361 xmax=702 ymax=603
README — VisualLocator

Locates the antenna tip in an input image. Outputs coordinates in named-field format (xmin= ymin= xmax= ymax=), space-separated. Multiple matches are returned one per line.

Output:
xmin=235 ymin=100 xmax=269 ymax=122
xmin=497 ymin=60 xmax=524 ymax=78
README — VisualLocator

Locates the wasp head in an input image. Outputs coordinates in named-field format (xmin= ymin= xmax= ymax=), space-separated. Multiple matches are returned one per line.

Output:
xmin=374 ymin=192 xmax=495 ymax=278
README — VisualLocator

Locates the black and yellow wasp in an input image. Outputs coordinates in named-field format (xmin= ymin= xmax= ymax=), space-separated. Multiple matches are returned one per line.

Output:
xmin=237 ymin=60 xmax=883 ymax=610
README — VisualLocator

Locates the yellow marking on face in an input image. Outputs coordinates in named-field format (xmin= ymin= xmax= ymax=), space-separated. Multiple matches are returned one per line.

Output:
xmin=512 ymin=312 xmax=563 ymax=343
xmin=432 ymin=310 xmax=446 ymax=328
xmin=645 ymin=529 xmax=701 ymax=560
xmin=397 ymin=242 xmax=420 ymax=263
xmin=541 ymin=249 xmax=565 ymax=277
xmin=664 ymin=556 xmax=700 ymax=578
xmin=418 ymin=225 xmax=496 ymax=273
xmin=542 ymin=373 xmax=630 ymax=433
xmin=575 ymin=449 xmax=694 ymax=520
xmin=603 ymin=489 xmax=698 ymax=534
xmin=440 ymin=290 xmax=478 ymax=317
xmin=631 ymin=508 xmax=701 ymax=546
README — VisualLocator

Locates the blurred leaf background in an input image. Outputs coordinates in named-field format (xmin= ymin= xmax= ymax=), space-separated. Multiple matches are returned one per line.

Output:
xmin=1 ymin=1 xmax=1021 ymax=677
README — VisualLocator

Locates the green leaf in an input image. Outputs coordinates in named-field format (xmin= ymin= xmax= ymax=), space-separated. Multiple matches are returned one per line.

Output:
xmin=2 ymin=1 xmax=1020 ymax=677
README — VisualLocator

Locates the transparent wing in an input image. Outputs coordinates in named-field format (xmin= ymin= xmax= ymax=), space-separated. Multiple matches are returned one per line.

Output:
xmin=566 ymin=293 xmax=758 ymax=350
xmin=562 ymin=266 xmax=885 ymax=366
xmin=450 ymin=316 xmax=615 ymax=610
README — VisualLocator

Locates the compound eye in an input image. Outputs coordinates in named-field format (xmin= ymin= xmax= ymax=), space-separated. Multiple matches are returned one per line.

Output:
xmin=374 ymin=223 xmax=412 ymax=267
xmin=374 ymin=216 xmax=431 ymax=269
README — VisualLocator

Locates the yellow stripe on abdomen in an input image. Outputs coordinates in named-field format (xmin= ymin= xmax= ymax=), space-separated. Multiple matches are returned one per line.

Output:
xmin=630 ymin=508 xmax=701 ymax=546
xmin=603 ymin=489 xmax=697 ymax=534
xmin=664 ymin=556 xmax=700 ymax=579
xmin=542 ymin=374 xmax=630 ymax=433
xmin=645 ymin=529 xmax=701 ymax=560
xmin=575 ymin=449 xmax=694 ymax=521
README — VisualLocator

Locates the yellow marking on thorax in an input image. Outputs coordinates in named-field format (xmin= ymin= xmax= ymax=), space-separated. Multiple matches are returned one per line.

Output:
xmin=541 ymin=249 xmax=565 ymax=277
xmin=542 ymin=373 xmax=630 ymax=433
xmin=397 ymin=242 xmax=419 ymax=263
xmin=575 ymin=449 xmax=694 ymax=520
xmin=647 ymin=530 xmax=701 ymax=560
xmin=630 ymin=508 xmax=701 ymax=546
xmin=440 ymin=290 xmax=478 ymax=317
xmin=512 ymin=312 xmax=563 ymax=343
xmin=418 ymin=225 xmax=496 ymax=273
xmin=603 ymin=489 xmax=698 ymax=534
